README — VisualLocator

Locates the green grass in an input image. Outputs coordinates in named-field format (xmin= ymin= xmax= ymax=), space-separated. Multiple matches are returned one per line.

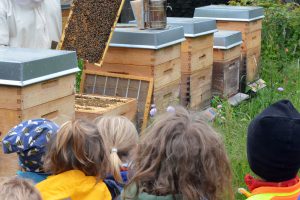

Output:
xmin=212 ymin=59 xmax=300 ymax=199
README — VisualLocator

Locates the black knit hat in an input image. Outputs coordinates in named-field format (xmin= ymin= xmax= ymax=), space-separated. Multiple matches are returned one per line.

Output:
xmin=247 ymin=100 xmax=300 ymax=182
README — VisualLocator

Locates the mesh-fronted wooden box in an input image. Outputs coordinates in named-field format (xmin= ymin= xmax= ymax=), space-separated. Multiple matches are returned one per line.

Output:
xmin=0 ymin=48 xmax=78 ymax=176
xmin=75 ymin=94 xmax=137 ymax=122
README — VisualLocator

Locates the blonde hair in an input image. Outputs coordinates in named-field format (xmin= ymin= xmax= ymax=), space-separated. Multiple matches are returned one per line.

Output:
xmin=95 ymin=116 xmax=138 ymax=182
xmin=43 ymin=119 xmax=110 ymax=179
xmin=126 ymin=107 xmax=233 ymax=200
xmin=0 ymin=177 xmax=42 ymax=200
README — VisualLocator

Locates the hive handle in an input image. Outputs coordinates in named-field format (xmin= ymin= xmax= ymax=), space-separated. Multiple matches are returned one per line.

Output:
xmin=42 ymin=110 xmax=59 ymax=120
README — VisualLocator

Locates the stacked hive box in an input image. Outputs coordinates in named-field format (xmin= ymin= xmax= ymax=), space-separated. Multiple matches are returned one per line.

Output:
xmin=95 ymin=25 xmax=185 ymax=113
xmin=194 ymin=5 xmax=264 ymax=84
xmin=0 ymin=48 xmax=79 ymax=176
xmin=167 ymin=18 xmax=217 ymax=109
xmin=213 ymin=31 xmax=242 ymax=97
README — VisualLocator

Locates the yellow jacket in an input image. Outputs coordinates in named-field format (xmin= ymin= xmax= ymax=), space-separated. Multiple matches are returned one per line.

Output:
xmin=36 ymin=170 xmax=111 ymax=200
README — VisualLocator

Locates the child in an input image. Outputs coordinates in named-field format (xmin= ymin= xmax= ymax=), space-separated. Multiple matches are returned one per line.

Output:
xmin=36 ymin=119 xmax=112 ymax=200
xmin=0 ymin=176 xmax=42 ymax=200
xmin=122 ymin=107 xmax=233 ymax=200
xmin=95 ymin=116 xmax=139 ymax=199
xmin=2 ymin=119 xmax=59 ymax=183
xmin=241 ymin=100 xmax=300 ymax=199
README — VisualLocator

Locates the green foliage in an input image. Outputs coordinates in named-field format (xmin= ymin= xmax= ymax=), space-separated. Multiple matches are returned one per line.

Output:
xmin=76 ymin=59 xmax=84 ymax=93
xmin=229 ymin=0 xmax=300 ymax=70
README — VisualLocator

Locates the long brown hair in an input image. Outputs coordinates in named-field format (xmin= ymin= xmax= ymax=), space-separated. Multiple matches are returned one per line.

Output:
xmin=43 ymin=119 xmax=110 ymax=179
xmin=125 ymin=107 xmax=233 ymax=200
xmin=95 ymin=116 xmax=138 ymax=182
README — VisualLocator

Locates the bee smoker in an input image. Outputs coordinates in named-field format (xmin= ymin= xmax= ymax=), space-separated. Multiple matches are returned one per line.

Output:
xmin=131 ymin=0 xmax=167 ymax=30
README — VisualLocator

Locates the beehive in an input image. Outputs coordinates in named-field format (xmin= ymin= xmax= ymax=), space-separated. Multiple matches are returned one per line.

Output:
xmin=194 ymin=5 xmax=264 ymax=84
xmin=167 ymin=18 xmax=217 ymax=109
xmin=213 ymin=31 xmax=242 ymax=97
xmin=89 ymin=25 xmax=185 ymax=113
xmin=0 ymin=48 xmax=78 ymax=176
xmin=75 ymin=94 xmax=137 ymax=122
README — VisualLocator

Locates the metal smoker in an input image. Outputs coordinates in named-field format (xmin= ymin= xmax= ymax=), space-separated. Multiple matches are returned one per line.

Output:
xmin=148 ymin=0 xmax=167 ymax=29
xmin=130 ymin=0 xmax=167 ymax=30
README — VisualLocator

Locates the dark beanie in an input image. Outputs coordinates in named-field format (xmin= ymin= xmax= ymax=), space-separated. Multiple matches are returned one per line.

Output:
xmin=247 ymin=100 xmax=300 ymax=182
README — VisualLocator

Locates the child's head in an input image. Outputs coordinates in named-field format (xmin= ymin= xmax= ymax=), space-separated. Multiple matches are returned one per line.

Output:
xmin=247 ymin=100 xmax=300 ymax=182
xmin=0 ymin=177 xmax=42 ymax=200
xmin=127 ymin=107 xmax=232 ymax=200
xmin=43 ymin=119 xmax=110 ymax=178
xmin=95 ymin=116 xmax=138 ymax=182
xmin=2 ymin=119 xmax=59 ymax=173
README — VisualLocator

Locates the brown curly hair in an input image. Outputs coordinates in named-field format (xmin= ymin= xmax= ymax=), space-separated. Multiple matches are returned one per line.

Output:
xmin=43 ymin=119 xmax=110 ymax=179
xmin=125 ymin=107 xmax=233 ymax=200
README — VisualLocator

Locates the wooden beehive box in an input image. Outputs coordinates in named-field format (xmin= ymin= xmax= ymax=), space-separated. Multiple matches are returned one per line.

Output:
xmin=194 ymin=5 xmax=264 ymax=83
xmin=0 ymin=48 xmax=78 ymax=176
xmin=81 ymin=71 xmax=153 ymax=131
xmin=75 ymin=94 xmax=137 ymax=121
xmin=167 ymin=18 xmax=217 ymax=109
xmin=213 ymin=31 xmax=242 ymax=97
xmin=101 ymin=25 xmax=185 ymax=91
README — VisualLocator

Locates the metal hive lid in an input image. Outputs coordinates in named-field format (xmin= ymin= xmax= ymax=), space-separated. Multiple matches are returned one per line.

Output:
xmin=214 ymin=30 xmax=242 ymax=49
xmin=0 ymin=47 xmax=79 ymax=86
xmin=167 ymin=17 xmax=217 ymax=37
xmin=110 ymin=24 xmax=185 ymax=49
xmin=194 ymin=5 xmax=264 ymax=22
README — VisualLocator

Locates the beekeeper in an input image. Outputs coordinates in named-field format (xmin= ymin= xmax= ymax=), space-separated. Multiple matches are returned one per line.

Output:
xmin=0 ymin=0 xmax=62 ymax=49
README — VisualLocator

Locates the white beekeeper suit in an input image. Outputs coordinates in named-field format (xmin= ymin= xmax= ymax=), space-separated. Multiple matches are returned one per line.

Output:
xmin=0 ymin=0 xmax=62 ymax=48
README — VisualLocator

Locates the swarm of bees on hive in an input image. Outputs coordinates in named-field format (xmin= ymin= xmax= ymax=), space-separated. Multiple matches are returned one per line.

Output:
xmin=60 ymin=0 xmax=123 ymax=63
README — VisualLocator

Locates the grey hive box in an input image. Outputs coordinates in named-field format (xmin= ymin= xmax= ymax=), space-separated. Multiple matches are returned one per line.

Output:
xmin=212 ymin=31 xmax=242 ymax=98
xmin=194 ymin=5 xmax=264 ymax=22
xmin=167 ymin=17 xmax=217 ymax=37
xmin=0 ymin=47 xmax=78 ymax=86
xmin=109 ymin=25 xmax=185 ymax=49
xmin=214 ymin=30 xmax=242 ymax=49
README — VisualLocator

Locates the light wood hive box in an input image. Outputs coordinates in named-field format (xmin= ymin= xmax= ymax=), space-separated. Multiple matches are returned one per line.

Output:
xmin=75 ymin=94 xmax=137 ymax=122
xmin=216 ymin=20 xmax=262 ymax=83
xmin=180 ymin=34 xmax=214 ymax=109
xmin=0 ymin=48 xmax=78 ymax=177
xmin=0 ymin=75 xmax=76 ymax=176
xmin=97 ymin=44 xmax=182 ymax=113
